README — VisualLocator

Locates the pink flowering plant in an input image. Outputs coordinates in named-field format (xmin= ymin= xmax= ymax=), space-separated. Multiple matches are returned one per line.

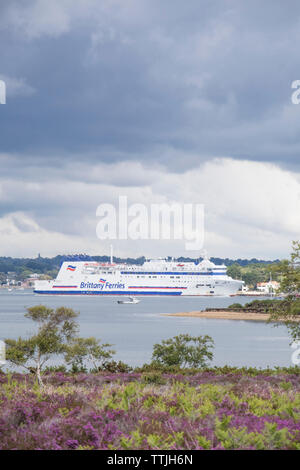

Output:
xmin=0 ymin=368 xmax=299 ymax=450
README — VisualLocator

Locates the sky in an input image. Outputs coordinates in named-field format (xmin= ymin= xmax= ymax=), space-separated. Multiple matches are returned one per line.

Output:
xmin=0 ymin=0 xmax=300 ymax=260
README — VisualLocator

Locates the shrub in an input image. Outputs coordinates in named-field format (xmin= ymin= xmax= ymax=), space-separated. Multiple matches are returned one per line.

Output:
xmin=228 ymin=303 xmax=243 ymax=309
xmin=98 ymin=360 xmax=133 ymax=373
xmin=152 ymin=334 xmax=214 ymax=368
xmin=141 ymin=373 xmax=167 ymax=385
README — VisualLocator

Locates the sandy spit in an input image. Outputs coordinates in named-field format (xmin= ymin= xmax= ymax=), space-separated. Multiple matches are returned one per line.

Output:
xmin=161 ymin=310 xmax=289 ymax=322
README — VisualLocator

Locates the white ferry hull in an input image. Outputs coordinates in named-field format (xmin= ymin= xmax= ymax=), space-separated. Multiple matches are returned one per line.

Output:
xmin=34 ymin=258 xmax=243 ymax=296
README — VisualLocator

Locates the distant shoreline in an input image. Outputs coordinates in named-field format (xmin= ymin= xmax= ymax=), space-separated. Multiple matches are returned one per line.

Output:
xmin=162 ymin=310 xmax=292 ymax=322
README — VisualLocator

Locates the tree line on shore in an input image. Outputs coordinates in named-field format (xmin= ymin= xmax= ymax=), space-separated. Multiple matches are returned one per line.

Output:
xmin=0 ymin=253 xmax=279 ymax=284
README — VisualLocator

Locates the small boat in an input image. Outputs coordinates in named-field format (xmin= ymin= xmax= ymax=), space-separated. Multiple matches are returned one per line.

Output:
xmin=117 ymin=296 xmax=140 ymax=304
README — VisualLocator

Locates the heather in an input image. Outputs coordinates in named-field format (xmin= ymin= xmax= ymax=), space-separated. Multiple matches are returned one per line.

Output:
xmin=0 ymin=368 xmax=299 ymax=450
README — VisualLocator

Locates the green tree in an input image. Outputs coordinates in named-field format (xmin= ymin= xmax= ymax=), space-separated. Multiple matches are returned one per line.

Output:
xmin=5 ymin=305 xmax=79 ymax=385
xmin=20 ymin=269 xmax=34 ymax=278
xmin=151 ymin=334 xmax=214 ymax=368
xmin=269 ymin=242 xmax=300 ymax=341
xmin=227 ymin=264 xmax=242 ymax=280
xmin=278 ymin=241 xmax=300 ymax=295
xmin=242 ymin=271 xmax=260 ymax=288
xmin=64 ymin=337 xmax=115 ymax=372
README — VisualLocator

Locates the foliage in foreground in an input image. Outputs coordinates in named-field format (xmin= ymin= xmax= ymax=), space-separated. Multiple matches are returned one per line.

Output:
xmin=0 ymin=369 xmax=299 ymax=450
xmin=5 ymin=306 xmax=115 ymax=384
xmin=5 ymin=306 xmax=79 ymax=386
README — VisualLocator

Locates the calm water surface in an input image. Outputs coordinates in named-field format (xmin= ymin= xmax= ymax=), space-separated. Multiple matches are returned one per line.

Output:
xmin=0 ymin=290 xmax=292 ymax=368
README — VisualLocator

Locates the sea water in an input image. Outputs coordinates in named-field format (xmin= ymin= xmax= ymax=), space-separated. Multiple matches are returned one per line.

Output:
xmin=0 ymin=290 xmax=292 ymax=368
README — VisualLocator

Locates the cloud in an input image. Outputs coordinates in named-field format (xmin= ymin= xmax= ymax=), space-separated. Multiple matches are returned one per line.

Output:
xmin=0 ymin=75 xmax=35 ymax=97
xmin=0 ymin=1 xmax=300 ymax=258
xmin=0 ymin=1 xmax=300 ymax=169
xmin=0 ymin=156 xmax=299 ymax=258
xmin=0 ymin=0 xmax=71 ymax=39
xmin=0 ymin=212 xmax=103 ymax=258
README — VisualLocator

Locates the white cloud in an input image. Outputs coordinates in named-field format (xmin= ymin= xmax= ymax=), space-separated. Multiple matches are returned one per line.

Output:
xmin=183 ymin=159 xmax=300 ymax=236
xmin=0 ymin=0 xmax=139 ymax=39
xmin=0 ymin=157 xmax=299 ymax=259
xmin=0 ymin=75 xmax=35 ymax=97
xmin=0 ymin=212 xmax=102 ymax=257
xmin=2 ymin=0 xmax=71 ymax=39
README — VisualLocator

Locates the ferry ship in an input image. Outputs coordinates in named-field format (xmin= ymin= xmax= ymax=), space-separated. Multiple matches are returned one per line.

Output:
xmin=34 ymin=255 xmax=243 ymax=296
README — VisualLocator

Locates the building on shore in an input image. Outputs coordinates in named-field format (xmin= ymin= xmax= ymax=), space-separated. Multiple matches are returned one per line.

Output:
xmin=257 ymin=280 xmax=280 ymax=294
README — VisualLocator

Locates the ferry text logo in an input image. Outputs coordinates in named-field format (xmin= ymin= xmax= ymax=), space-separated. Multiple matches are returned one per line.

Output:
xmin=0 ymin=80 xmax=6 ymax=104
xmin=80 ymin=281 xmax=125 ymax=290
xmin=96 ymin=196 xmax=204 ymax=251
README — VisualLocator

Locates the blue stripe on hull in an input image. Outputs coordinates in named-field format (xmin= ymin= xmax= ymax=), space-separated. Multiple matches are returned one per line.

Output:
xmin=34 ymin=290 xmax=182 ymax=296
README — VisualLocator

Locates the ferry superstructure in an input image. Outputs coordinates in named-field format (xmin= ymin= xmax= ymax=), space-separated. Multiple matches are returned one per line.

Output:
xmin=34 ymin=257 xmax=244 ymax=296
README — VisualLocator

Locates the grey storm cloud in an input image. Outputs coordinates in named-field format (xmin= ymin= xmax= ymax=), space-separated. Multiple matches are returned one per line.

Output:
xmin=0 ymin=0 xmax=300 ymax=259
xmin=0 ymin=0 xmax=300 ymax=169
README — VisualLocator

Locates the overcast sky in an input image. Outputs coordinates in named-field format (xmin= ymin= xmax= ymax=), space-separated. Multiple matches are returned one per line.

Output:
xmin=0 ymin=0 xmax=300 ymax=259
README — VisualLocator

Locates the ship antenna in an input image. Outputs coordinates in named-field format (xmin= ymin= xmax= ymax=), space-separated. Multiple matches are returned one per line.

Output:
xmin=201 ymin=249 xmax=209 ymax=260
xmin=110 ymin=244 xmax=113 ymax=265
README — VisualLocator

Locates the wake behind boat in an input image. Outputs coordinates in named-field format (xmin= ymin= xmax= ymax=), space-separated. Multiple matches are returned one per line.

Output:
xmin=117 ymin=296 xmax=140 ymax=304
xmin=34 ymin=252 xmax=244 ymax=296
